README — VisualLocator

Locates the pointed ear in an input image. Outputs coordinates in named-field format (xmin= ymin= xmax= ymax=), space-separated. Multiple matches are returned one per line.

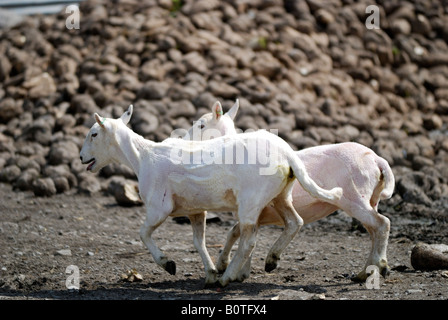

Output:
xmin=94 ymin=113 xmax=106 ymax=128
xmin=120 ymin=104 xmax=133 ymax=125
xmin=212 ymin=101 xmax=223 ymax=120
xmin=225 ymin=99 xmax=239 ymax=120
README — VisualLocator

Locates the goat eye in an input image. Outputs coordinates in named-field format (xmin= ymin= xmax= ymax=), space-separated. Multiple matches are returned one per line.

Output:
xmin=92 ymin=133 xmax=97 ymax=137
xmin=199 ymin=124 xmax=205 ymax=129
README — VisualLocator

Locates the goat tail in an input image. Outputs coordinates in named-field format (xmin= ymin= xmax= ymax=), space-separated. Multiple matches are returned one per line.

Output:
xmin=376 ymin=157 xmax=395 ymax=200
xmin=286 ymin=152 xmax=343 ymax=202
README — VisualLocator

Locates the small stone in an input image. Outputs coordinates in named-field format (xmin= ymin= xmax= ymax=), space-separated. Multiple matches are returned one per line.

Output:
xmin=55 ymin=249 xmax=72 ymax=256
xmin=275 ymin=289 xmax=321 ymax=300
xmin=121 ymin=269 xmax=143 ymax=282
xmin=406 ymin=289 xmax=423 ymax=294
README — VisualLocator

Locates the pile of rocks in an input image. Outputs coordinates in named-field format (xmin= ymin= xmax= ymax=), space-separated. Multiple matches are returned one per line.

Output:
xmin=0 ymin=0 xmax=447 ymax=218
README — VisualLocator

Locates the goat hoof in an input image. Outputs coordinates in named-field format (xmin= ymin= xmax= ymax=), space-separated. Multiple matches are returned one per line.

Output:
xmin=204 ymin=271 xmax=219 ymax=286
xmin=216 ymin=265 xmax=227 ymax=274
xmin=203 ymin=282 xmax=215 ymax=289
xmin=204 ymin=281 xmax=221 ymax=289
xmin=165 ymin=260 xmax=176 ymax=275
xmin=380 ymin=265 xmax=390 ymax=278
xmin=264 ymin=261 xmax=277 ymax=273
xmin=351 ymin=274 xmax=365 ymax=283
xmin=215 ymin=277 xmax=229 ymax=288
xmin=236 ymin=274 xmax=249 ymax=283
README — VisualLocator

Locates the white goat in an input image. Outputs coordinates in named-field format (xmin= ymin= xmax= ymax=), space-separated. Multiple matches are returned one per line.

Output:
xmin=184 ymin=100 xmax=240 ymax=140
xmin=80 ymin=105 xmax=342 ymax=287
xmin=188 ymin=101 xmax=394 ymax=281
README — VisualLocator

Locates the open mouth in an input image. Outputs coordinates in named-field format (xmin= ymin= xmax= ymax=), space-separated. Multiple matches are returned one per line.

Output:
xmin=84 ymin=158 xmax=96 ymax=171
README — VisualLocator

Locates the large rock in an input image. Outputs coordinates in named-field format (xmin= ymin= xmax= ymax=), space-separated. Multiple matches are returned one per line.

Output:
xmin=411 ymin=243 xmax=448 ymax=271
xmin=0 ymin=98 xmax=22 ymax=123
xmin=0 ymin=165 xmax=21 ymax=183
xmin=0 ymin=54 xmax=12 ymax=82
xmin=77 ymin=173 xmax=101 ymax=195
xmin=22 ymin=73 xmax=57 ymax=99
xmin=32 ymin=178 xmax=57 ymax=197
xmin=136 ymin=81 xmax=169 ymax=100
xmin=395 ymin=171 xmax=437 ymax=207
xmin=108 ymin=178 xmax=143 ymax=206
xmin=48 ymin=141 xmax=80 ymax=165
xmin=15 ymin=168 xmax=39 ymax=191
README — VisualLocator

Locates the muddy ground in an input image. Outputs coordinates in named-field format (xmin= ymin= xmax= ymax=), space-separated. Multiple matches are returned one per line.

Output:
xmin=0 ymin=181 xmax=447 ymax=302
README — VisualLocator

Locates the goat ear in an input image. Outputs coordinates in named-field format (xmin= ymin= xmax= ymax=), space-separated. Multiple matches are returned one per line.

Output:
xmin=120 ymin=104 xmax=133 ymax=125
xmin=94 ymin=113 xmax=106 ymax=128
xmin=226 ymin=99 xmax=239 ymax=120
xmin=212 ymin=101 xmax=223 ymax=120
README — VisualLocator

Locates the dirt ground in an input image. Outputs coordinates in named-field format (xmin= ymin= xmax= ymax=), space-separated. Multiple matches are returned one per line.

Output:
xmin=0 ymin=181 xmax=447 ymax=301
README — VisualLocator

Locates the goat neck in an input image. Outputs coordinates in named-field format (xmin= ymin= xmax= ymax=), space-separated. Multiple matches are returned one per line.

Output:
xmin=113 ymin=121 xmax=154 ymax=176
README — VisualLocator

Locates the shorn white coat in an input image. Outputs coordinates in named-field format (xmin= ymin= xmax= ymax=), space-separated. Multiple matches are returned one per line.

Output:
xmin=80 ymin=105 xmax=342 ymax=287
xmin=188 ymin=100 xmax=395 ymax=281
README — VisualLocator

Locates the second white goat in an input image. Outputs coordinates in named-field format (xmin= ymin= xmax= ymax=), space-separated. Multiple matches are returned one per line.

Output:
xmin=187 ymin=100 xmax=395 ymax=282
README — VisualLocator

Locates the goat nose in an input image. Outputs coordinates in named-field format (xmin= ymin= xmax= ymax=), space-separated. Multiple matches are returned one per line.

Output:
xmin=80 ymin=156 xmax=83 ymax=162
